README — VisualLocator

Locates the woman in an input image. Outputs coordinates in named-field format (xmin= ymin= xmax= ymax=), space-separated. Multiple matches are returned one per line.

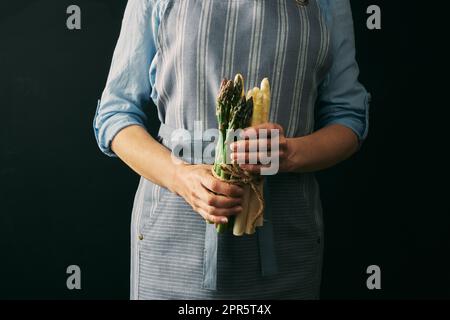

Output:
xmin=93 ymin=0 xmax=369 ymax=299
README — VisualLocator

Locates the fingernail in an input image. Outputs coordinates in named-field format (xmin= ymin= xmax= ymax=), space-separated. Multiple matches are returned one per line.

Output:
xmin=221 ymin=217 xmax=228 ymax=223
xmin=243 ymin=127 xmax=253 ymax=135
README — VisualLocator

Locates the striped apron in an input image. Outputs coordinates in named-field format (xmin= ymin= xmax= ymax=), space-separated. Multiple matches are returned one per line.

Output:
xmin=131 ymin=0 xmax=332 ymax=299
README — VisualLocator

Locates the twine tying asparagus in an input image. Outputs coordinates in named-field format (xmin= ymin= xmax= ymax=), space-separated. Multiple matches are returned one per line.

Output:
xmin=210 ymin=163 xmax=264 ymax=231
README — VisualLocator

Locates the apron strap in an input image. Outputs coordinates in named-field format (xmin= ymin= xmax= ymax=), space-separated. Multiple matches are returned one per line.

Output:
xmin=157 ymin=123 xmax=278 ymax=290
xmin=202 ymin=223 xmax=218 ymax=290
xmin=257 ymin=178 xmax=279 ymax=277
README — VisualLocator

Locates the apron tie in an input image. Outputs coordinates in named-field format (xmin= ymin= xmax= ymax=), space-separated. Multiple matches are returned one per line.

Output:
xmin=157 ymin=123 xmax=278 ymax=290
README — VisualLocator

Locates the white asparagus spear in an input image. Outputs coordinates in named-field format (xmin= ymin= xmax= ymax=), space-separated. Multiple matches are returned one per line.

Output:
xmin=260 ymin=78 xmax=271 ymax=123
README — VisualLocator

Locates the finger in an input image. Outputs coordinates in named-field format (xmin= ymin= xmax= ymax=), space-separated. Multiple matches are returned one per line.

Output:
xmin=239 ymin=163 xmax=271 ymax=174
xmin=230 ymin=152 xmax=276 ymax=163
xmin=230 ymin=139 xmax=273 ymax=152
xmin=243 ymin=122 xmax=284 ymax=136
xmin=200 ymin=203 xmax=243 ymax=217
xmin=198 ymin=208 xmax=228 ymax=224
xmin=231 ymin=149 xmax=283 ymax=162
xmin=231 ymin=152 xmax=258 ymax=164
xmin=195 ymin=187 xmax=243 ymax=209
xmin=201 ymin=173 xmax=244 ymax=198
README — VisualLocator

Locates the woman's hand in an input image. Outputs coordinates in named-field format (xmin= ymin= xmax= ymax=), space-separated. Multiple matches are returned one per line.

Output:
xmin=230 ymin=122 xmax=294 ymax=174
xmin=173 ymin=164 xmax=244 ymax=224
xmin=230 ymin=123 xmax=359 ymax=174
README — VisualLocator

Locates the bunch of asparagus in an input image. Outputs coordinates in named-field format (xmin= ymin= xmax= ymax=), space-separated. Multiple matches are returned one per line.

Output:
xmin=213 ymin=73 xmax=271 ymax=235
xmin=213 ymin=74 xmax=253 ymax=233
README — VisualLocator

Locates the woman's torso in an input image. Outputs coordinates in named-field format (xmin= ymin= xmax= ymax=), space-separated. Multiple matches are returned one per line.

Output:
xmin=131 ymin=0 xmax=332 ymax=299
xmin=151 ymin=0 xmax=332 ymax=137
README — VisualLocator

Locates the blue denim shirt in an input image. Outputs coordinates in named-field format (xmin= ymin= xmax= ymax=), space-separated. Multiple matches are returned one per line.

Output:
xmin=93 ymin=0 xmax=370 ymax=157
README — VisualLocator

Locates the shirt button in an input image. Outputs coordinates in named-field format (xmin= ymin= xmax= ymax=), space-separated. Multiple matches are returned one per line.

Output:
xmin=138 ymin=234 xmax=144 ymax=240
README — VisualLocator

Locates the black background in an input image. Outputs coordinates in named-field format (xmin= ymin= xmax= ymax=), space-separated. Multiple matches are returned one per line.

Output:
xmin=0 ymin=0 xmax=448 ymax=299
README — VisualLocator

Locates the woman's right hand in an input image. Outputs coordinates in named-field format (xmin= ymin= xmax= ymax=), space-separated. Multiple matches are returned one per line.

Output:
xmin=172 ymin=164 xmax=244 ymax=224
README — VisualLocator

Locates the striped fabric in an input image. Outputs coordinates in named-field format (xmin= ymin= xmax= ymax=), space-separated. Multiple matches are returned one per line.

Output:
xmin=131 ymin=0 xmax=331 ymax=299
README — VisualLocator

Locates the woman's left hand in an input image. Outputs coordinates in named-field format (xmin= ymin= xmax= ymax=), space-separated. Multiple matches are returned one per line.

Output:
xmin=230 ymin=122 xmax=294 ymax=175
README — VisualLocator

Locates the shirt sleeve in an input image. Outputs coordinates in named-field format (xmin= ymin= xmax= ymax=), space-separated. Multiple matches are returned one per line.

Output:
xmin=93 ymin=0 xmax=157 ymax=157
xmin=315 ymin=0 xmax=370 ymax=144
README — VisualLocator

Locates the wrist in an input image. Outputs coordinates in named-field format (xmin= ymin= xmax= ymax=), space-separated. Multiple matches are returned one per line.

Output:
xmin=168 ymin=162 xmax=188 ymax=195
xmin=285 ymin=137 xmax=306 ymax=173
